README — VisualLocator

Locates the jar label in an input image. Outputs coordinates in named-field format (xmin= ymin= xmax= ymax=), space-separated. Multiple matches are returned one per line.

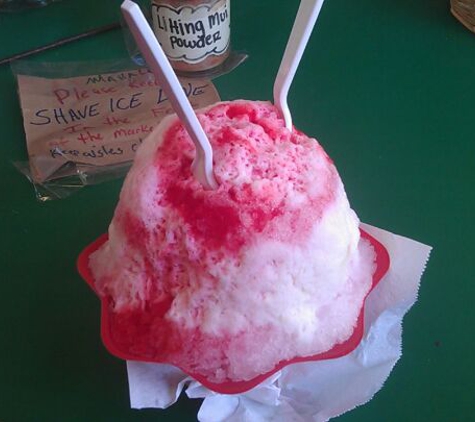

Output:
xmin=152 ymin=0 xmax=230 ymax=64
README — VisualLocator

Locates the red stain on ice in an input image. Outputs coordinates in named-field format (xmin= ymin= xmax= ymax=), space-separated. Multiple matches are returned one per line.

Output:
xmin=215 ymin=126 xmax=237 ymax=146
xmin=109 ymin=297 xmax=174 ymax=358
xmin=121 ymin=210 xmax=149 ymax=251
xmin=225 ymin=102 xmax=259 ymax=121
xmin=165 ymin=184 xmax=244 ymax=253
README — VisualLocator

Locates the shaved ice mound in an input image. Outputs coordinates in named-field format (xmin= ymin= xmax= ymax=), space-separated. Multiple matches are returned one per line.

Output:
xmin=88 ymin=100 xmax=376 ymax=384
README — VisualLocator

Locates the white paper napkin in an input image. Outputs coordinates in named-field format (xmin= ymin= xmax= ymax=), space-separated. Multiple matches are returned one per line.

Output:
xmin=126 ymin=224 xmax=432 ymax=421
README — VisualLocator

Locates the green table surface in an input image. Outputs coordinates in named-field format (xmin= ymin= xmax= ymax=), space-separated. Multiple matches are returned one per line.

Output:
xmin=1 ymin=0 xmax=473 ymax=420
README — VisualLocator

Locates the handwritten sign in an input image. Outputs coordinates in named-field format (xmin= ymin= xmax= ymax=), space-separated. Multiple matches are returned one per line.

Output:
xmin=16 ymin=68 xmax=220 ymax=183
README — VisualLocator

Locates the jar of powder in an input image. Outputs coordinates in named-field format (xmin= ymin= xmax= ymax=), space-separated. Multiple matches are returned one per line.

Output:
xmin=151 ymin=0 xmax=231 ymax=74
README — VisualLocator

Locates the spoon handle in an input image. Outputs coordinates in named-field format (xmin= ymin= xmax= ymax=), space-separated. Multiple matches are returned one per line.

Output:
xmin=121 ymin=0 xmax=217 ymax=189
xmin=274 ymin=0 xmax=325 ymax=130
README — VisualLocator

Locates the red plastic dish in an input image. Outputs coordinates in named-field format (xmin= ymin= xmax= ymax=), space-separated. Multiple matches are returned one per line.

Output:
xmin=77 ymin=229 xmax=390 ymax=394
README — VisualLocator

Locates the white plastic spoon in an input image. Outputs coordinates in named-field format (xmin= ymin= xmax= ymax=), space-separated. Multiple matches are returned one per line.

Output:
xmin=274 ymin=0 xmax=326 ymax=130
xmin=121 ymin=0 xmax=218 ymax=190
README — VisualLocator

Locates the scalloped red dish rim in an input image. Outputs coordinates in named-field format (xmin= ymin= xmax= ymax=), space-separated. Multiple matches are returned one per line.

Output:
xmin=77 ymin=228 xmax=390 ymax=395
